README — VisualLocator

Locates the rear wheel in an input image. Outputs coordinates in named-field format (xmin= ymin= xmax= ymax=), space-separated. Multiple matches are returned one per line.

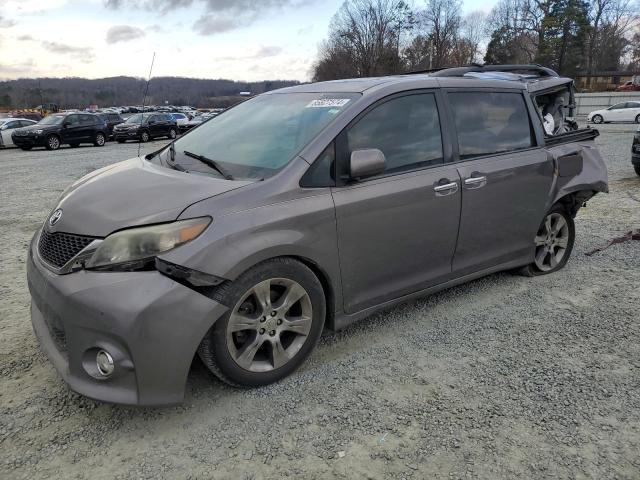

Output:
xmin=635 ymin=114 xmax=640 ymax=124
xmin=45 ymin=134 xmax=60 ymax=150
xmin=168 ymin=128 xmax=177 ymax=139
xmin=592 ymin=114 xmax=603 ymax=124
xmin=519 ymin=205 xmax=575 ymax=276
xmin=94 ymin=132 xmax=106 ymax=147
xmin=198 ymin=258 xmax=325 ymax=387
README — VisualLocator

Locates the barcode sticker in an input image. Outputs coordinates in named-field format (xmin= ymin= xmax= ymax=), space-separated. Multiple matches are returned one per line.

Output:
xmin=305 ymin=99 xmax=351 ymax=108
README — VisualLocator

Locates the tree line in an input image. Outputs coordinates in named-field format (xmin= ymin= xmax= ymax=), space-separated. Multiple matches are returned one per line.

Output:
xmin=0 ymin=77 xmax=299 ymax=110
xmin=312 ymin=0 xmax=640 ymax=81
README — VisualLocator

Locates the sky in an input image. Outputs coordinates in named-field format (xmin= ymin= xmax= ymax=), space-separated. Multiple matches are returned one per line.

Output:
xmin=0 ymin=0 xmax=497 ymax=82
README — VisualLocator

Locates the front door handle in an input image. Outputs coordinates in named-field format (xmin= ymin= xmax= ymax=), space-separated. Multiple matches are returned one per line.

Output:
xmin=464 ymin=176 xmax=487 ymax=188
xmin=434 ymin=181 xmax=458 ymax=196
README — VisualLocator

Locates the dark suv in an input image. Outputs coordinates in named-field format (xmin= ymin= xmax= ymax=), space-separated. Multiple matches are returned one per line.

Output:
xmin=113 ymin=113 xmax=177 ymax=143
xmin=12 ymin=113 xmax=108 ymax=151
xmin=97 ymin=113 xmax=125 ymax=139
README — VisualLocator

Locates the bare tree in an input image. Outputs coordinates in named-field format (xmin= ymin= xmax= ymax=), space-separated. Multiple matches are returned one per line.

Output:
xmin=312 ymin=0 xmax=413 ymax=81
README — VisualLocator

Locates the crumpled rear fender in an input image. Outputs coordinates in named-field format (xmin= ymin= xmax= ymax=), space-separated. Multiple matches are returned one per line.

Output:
xmin=545 ymin=140 xmax=608 ymax=213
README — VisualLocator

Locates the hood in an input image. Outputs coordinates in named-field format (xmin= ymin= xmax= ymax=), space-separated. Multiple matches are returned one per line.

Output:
xmin=47 ymin=157 xmax=252 ymax=237
xmin=18 ymin=123 xmax=59 ymax=132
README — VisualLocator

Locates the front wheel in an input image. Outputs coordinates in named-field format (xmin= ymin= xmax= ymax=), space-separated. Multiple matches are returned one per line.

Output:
xmin=94 ymin=132 xmax=106 ymax=147
xmin=168 ymin=128 xmax=177 ymax=139
xmin=139 ymin=131 xmax=150 ymax=143
xmin=591 ymin=114 xmax=603 ymax=124
xmin=519 ymin=205 xmax=575 ymax=276
xmin=198 ymin=258 xmax=325 ymax=387
xmin=45 ymin=134 xmax=60 ymax=150
xmin=635 ymin=114 xmax=640 ymax=124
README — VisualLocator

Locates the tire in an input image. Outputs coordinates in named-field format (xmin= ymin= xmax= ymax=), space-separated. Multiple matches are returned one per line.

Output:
xmin=635 ymin=114 xmax=640 ymax=124
xmin=139 ymin=131 xmax=150 ymax=143
xmin=69 ymin=143 xmax=79 ymax=148
xmin=45 ymin=134 xmax=60 ymax=151
xmin=198 ymin=257 xmax=326 ymax=387
xmin=591 ymin=114 xmax=603 ymax=124
xmin=168 ymin=128 xmax=177 ymax=139
xmin=519 ymin=204 xmax=575 ymax=276
xmin=117 ymin=139 xmax=125 ymax=144
xmin=634 ymin=164 xmax=640 ymax=176
xmin=19 ymin=146 xmax=32 ymax=151
xmin=94 ymin=132 xmax=106 ymax=147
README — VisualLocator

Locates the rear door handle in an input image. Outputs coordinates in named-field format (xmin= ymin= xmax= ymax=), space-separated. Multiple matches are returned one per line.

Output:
xmin=434 ymin=181 xmax=458 ymax=196
xmin=464 ymin=176 xmax=487 ymax=188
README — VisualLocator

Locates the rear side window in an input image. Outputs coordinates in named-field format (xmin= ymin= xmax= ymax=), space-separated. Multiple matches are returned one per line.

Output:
xmin=448 ymin=92 xmax=533 ymax=159
xmin=347 ymin=93 xmax=443 ymax=174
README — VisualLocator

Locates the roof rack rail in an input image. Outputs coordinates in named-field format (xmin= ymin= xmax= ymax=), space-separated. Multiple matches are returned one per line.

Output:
xmin=407 ymin=64 xmax=559 ymax=78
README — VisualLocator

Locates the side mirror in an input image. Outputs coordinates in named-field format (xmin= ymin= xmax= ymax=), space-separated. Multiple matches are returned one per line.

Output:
xmin=350 ymin=149 xmax=386 ymax=179
xmin=63 ymin=121 xmax=71 ymax=128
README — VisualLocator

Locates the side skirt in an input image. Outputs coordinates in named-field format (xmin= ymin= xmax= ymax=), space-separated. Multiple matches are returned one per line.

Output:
xmin=331 ymin=259 xmax=527 ymax=331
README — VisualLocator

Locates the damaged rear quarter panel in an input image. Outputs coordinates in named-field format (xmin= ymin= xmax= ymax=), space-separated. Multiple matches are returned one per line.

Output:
xmin=545 ymin=139 xmax=609 ymax=209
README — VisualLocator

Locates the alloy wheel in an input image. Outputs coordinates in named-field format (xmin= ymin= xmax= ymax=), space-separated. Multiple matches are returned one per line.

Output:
xmin=48 ymin=136 xmax=60 ymax=150
xmin=534 ymin=212 xmax=570 ymax=272
xmin=592 ymin=115 xmax=603 ymax=124
xmin=96 ymin=133 xmax=105 ymax=146
xmin=169 ymin=129 xmax=177 ymax=139
xmin=226 ymin=278 xmax=313 ymax=372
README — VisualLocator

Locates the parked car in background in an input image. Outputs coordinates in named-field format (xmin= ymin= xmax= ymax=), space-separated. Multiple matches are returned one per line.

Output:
xmin=97 ymin=113 xmax=125 ymax=139
xmin=180 ymin=115 xmax=208 ymax=132
xmin=11 ymin=112 xmax=108 ymax=151
xmin=12 ymin=111 xmax=43 ymax=122
xmin=26 ymin=65 xmax=608 ymax=405
xmin=616 ymin=77 xmax=640 ymax=92
xmin=170 ymin=112 xmax=189 ymax=130
xmin=633 ymin=127 xmax=640 ymax=176
xmin=0 ymin=118 xmax=37 ymax=147
xmin=113 ymin=113 xmax=177 ymax=143
xmin=588 ymin=102 xmax=640 ymax=124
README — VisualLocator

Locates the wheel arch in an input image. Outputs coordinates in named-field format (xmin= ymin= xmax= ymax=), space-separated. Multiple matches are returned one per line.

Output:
xmin=552 ymin=189 xmax=597 ymax=217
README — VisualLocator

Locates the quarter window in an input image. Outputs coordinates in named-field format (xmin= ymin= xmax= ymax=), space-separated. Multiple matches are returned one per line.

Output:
xmin=448 ymin=92 xmax=534 ymax=159
xmin=347 ymin=93 xmax=443 ymax=174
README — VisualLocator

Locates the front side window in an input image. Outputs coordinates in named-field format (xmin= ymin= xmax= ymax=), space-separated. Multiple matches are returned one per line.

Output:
xmin=346 ymin=93 xmax=443 ymax=174
xmin=448 ymin=91 xmax=533 ymax=159
xmin=609 ymin=103 xmax=626 ymax=110
xmin=39 ymin=115 xmax=65 ymax=125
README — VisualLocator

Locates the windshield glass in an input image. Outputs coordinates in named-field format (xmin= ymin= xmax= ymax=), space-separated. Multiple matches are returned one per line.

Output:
xmin=39 ymin=115 xmax=65 ymax=125
xmin=126 ymin=113 xmax=153 ymax=124
xmin=171 ymin=92 xmax=359 ymax=179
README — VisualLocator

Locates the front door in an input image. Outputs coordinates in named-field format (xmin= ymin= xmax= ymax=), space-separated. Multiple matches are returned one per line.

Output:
xmin=332 ymin=92 xmax=461 ymax=314
xmin=61 ymin=114 xmax=82 ymax=143
xmin=445 ymin=90 xmax=554 ymax=275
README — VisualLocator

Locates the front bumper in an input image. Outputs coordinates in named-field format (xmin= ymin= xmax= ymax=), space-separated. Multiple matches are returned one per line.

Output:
xmin=113 ymin=130 xmax=140 ymax=140
xmin=27 ymin=234 xmax=228 ymax=406
xmin=12 ymin=136 xmax=46 ymax=148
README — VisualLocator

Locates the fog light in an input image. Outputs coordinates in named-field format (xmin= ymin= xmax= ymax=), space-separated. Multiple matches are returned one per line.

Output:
xmin=96 ymin=350 xmax=115 ymax=377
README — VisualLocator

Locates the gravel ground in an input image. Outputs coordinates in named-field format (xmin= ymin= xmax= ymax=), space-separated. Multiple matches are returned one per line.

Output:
xmin=1 ymin=125 xmax=639 ymax=480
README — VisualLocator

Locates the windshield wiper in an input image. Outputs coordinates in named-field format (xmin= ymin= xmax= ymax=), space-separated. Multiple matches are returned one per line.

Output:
xmin=183 ymin=150 xmax=234 ymax=180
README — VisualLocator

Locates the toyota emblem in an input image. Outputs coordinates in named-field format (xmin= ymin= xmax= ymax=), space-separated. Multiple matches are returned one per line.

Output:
xmin=49 ymin=209 xmax=63 ymax=227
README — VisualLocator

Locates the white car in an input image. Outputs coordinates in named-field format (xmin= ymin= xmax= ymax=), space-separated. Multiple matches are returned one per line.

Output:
xmin=0 ymin=118 xmax=37 ymax=147
xmin=169 ymin=112 xmax=189 ymax=128
xmin=588 ymin=101 xmax=640 ymax=124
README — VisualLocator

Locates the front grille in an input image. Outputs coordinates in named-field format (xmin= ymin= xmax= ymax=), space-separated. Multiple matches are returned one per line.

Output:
xmin=38 ymin=230 xmax=95 ymax=268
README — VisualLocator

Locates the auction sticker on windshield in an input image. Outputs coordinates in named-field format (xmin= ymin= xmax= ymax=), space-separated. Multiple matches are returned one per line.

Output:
xmin=306 ymin=99 xmax=351 ymax=108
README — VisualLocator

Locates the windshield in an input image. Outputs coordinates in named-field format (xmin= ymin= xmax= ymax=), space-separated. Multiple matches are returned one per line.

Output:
xmin=171 ymin=92 xmax=359 ymax=179
xmin=126 ymin=113 xmax=153 ymax=124
xmin=39 ymin=115 xmax=65 ymax=125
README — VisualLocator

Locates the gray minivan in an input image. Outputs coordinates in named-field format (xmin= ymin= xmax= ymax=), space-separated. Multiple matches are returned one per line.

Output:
xmin=27 ymin=65 xmax=608 ymax=405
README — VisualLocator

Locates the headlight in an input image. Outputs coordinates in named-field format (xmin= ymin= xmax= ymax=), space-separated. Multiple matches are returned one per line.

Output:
xmin=34 ymin=129 xmax=44 ymax=134
xmin=85 ymin=217 xmax=210 ymax=269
